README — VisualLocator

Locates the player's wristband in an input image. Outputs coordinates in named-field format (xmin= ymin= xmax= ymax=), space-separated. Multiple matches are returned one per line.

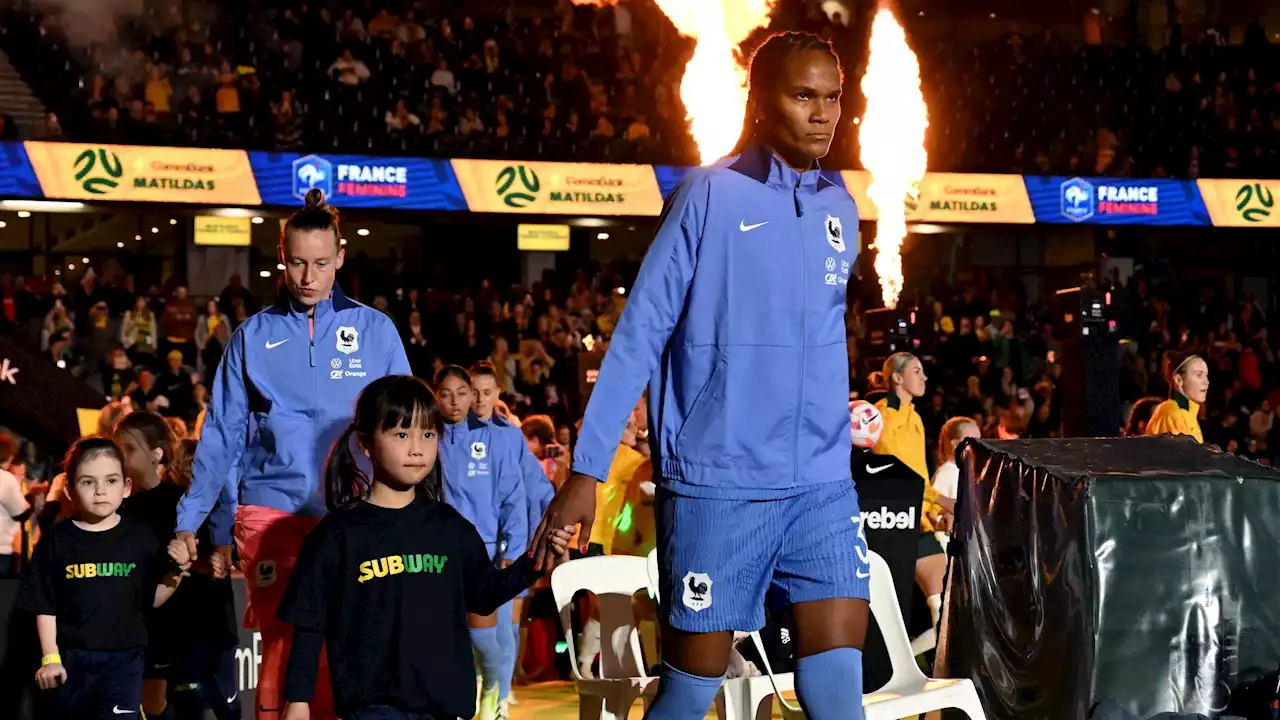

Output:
xmin=41 ymin=653 xmax=61 ymax=667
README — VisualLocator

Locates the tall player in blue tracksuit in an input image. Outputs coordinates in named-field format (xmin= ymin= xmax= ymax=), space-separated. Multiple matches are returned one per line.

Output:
xmin=435 ymin=365 xmax=529 ymax=720
xmin=529 ymin=33 xmax=870 ymax=719
xmin=169 ymin=189 xmax=411 ymax=720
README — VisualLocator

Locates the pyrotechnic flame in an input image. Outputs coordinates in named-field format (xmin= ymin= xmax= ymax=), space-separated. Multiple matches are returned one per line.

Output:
xmin=573 ymin=0 xmax=772 ymax=164
xmin=859 ymin=6 xmax=928 ymax=309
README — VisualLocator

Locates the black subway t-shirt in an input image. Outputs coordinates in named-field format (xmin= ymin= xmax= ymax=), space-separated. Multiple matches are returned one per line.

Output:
xmin=279 ymin=496 xmax=539 ymax=719
xmin=18 ymin=516 xmax=164 ymax=651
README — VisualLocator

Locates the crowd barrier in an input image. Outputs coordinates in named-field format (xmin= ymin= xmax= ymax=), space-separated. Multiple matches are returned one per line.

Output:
xmin=1 ymin=141 xmax=1277 ymax=227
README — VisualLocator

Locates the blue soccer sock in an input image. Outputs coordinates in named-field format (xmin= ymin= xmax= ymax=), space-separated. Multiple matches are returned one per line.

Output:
xmin=470 ymin=625 xmax=504 ymax=695
xmin=493 ymin=601 xmax=516 ymax=700
xmin=795 ymin=647 xmax=865 ymax=720
xmin=643 ymin=662 xmax=724 ymax=720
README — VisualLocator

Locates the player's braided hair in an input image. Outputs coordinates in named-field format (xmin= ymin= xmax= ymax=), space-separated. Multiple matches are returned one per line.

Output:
xmin=729 ymin=31 xmax=845 ymax=158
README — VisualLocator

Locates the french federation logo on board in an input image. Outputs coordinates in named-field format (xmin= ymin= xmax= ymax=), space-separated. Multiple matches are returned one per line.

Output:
xmin=293 ymin=154 xmax=333 ymax=201
xmin=1060 ymin=177 xmax=1095 ymax=222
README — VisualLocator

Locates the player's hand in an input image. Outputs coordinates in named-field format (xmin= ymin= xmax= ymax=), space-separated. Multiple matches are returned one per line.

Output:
xmin=282 ymin=702 xmax=310 ymax=720
xmin=167 ymin=541 xmax=193 ymax=572
xmin=36 ymin=663 xmax=67 ymax=690
xmin=169 ymin=532 xmax=198 ymax=568
xmin=541 ymin=525 xmax=576 ymax=569
xmin=530 ymin=472 xmax=597 ymax=572
xmin=210 ymin=545 xmax=233 ymax=579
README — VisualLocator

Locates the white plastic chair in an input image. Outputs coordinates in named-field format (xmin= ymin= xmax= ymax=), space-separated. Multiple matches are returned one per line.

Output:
xmin=759 ymin=550 xmax=987 ymax=720
xmin=644 ymin=549 xmax=792 ymax=720
xmin=551 ymin=555 xmax=660 ymax=719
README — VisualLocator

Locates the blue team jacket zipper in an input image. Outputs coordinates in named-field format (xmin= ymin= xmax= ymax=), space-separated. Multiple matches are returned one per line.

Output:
xmin=793 ymin=183 xmax=806 ymax=487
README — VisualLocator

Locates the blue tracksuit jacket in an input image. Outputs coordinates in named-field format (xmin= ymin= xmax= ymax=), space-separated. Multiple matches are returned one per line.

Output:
xmin=490 ymin=414 xmax=555 ymax=545
xmin=571 ymin=142 xmax=859 ymax=499
xmin=440 ymin=413 xmax=528 ymax=562
xmin=177 ymin=284 xmax=411 ymax=534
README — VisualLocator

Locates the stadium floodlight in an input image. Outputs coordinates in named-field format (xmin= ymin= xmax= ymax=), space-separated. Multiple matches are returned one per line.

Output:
xmin=597 ymin=232 xmax=610 ymax=240
xmin=357 ymin=228 xmax=370 ymax=236
xmin=259 ymin=270 xmax=272 ymax=278
xmin=252 ymin=217 xmax=264 ymax=224
xmin=1 ymin=200 xmax=89 ymax=213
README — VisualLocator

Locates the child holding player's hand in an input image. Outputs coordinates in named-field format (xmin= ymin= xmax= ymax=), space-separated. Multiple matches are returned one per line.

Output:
xmin=277 ymin=376 xmax=574 ymax=720
xmin=20 ymin=437 xmax=187 ymax=719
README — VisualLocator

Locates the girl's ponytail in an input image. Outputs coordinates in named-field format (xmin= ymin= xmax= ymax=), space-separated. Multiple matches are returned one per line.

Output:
xmin=325 ymin=424 xmax=367 ymax=511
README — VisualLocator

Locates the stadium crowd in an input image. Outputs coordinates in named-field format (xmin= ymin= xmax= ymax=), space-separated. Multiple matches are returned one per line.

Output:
xmin=1 ymin=249 xmax=1276 ymax=488
xmin=0 ymin=1 xmax=1278 ymax=176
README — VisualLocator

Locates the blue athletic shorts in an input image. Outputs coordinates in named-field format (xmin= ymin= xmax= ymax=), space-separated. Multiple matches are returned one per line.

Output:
xmin=656 ymin=480 xmax=871 ymax=633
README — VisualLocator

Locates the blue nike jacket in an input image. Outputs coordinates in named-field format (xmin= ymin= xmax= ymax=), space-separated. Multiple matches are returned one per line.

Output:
xmin=176 ymin=284 xmax=411 ymax=533
xmin=490 ymin=414 xmax=555 ymax=544
xmin=441 ymin=413 xmax=528 ymax=562
xmin=572 ymin=142 xmax=859 ymax=499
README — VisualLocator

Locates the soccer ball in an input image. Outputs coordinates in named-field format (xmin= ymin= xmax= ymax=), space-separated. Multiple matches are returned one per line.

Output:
xmin=849 ymin=400 xmax=883 ymax=449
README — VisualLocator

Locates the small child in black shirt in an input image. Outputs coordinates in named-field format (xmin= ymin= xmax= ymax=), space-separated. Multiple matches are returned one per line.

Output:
xmin=276 ymin=375 xmax=574 ymax=720
xmin=19 ymin=436 xmax=187 ymax=720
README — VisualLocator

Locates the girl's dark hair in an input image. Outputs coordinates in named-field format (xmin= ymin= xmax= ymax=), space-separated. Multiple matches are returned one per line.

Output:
xmin=63 ymin=436 xmax=124 ymax=484
xmin=730 ymin=31 xmax=845 ymax=157
xmin=325 ymin=375 xmax=443 ymax=511
xmin=1124 ymin=396 xmax=1165 ymax=437
xmin=113 ymin=411 xmax=179 ymax=484
xmin=282 ymin=188 xmax=341 ymax=248
xmin=433 ymin=364 xmax=472 ymax=388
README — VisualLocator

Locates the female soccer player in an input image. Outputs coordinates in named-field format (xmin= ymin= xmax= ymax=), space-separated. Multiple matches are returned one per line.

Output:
xmin=170 ymin=189 xmax=411 ymax=720
xmin=470 ymin=361 xmax=555 ymax=707
xmin=1145 ymin=352 xmax=1208 ymax=443
xmin=530 ymin=31 xmax=870 ymax=719
xmin=278 ymin=376 xmax=573 ymax=720
xmin=874 ymin=352 xmax=948 ymax=630
xmin=434 ymin=366 xmax=527 ymax=720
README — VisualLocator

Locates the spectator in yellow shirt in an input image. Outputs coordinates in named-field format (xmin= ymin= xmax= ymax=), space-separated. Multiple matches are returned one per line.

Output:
xmin=1146 ymin=352 xmax=1207 ymax=443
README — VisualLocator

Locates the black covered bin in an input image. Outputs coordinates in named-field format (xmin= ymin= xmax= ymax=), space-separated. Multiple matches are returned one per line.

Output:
xmin=936 ymin=435 xmax=1280 ymax=720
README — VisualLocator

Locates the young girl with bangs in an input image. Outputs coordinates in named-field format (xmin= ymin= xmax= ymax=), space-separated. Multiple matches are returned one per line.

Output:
xmin=278 ymin=376 xmax=572 ymax=720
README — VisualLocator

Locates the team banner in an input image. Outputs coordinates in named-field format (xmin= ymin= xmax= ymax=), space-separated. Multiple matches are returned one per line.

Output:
xmin=451 ymin=159 xmax=665 ymax=216
xmin=1197 ymin=179 xmax=1280 ymax=227
xmin=24 ymin=141 xmax=261 ymax=205
xmin=841 ymin=171 xmax=1035 ymax=224
xmin=4 ymin=142 xmax=1280 ymax=228
xmin=1025 ymin=176 xmax=1210 ymax=226
xmin=249 ymin=151 xmax=467 ymax=210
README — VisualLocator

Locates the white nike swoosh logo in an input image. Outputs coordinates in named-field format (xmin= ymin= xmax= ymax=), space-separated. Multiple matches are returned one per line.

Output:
xmin=739 ymin=220 xmax=769 ymax=232
xmin=867 ymin=464 xmax=893 ymax=474
xmin=856 ymin=569 xmax=870 ymax=579
xmin=112 ymin=707 xmax=134 ymax=716
xmin=227 ymin=693 xmax=238 ymax=704
xmin=265 ymin=339 xmax=288 ymax=349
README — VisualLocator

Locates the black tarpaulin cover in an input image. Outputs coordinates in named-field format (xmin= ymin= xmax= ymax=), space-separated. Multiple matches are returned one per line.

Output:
xmin=935 ymin=435 xmax=1280 ymax=720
